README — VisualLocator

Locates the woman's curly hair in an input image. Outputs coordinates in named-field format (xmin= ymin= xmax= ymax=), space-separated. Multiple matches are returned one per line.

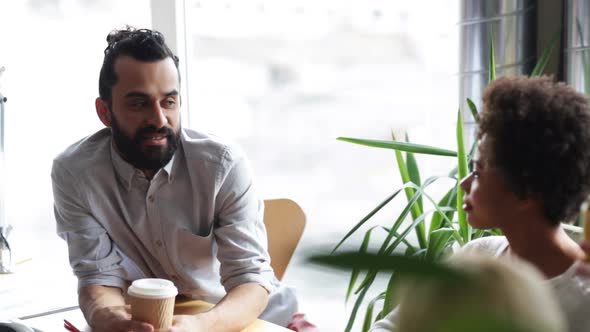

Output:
xmin=479 ymin=75 xmax=590 ymax=224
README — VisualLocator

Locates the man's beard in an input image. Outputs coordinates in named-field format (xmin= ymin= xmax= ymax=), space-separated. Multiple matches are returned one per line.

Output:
xmin=110 ymin=112 xmax=180 ymax=172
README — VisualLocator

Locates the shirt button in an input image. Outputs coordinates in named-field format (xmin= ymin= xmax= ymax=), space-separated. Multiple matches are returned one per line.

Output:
xmin=156 ymin=240 xmax=163 ymax=246
xmin=148 ymin=195 xmax=154 ymax=202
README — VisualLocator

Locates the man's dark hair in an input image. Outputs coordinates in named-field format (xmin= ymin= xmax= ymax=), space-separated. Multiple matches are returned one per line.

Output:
xmin=479 ymin=75 xmax=590 ymax=224
xmin=98 ymin=26 xmax=180 ymax=107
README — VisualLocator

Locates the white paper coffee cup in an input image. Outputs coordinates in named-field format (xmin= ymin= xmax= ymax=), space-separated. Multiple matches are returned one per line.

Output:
xmin=128 ymin=278 xmax=178 ymax=329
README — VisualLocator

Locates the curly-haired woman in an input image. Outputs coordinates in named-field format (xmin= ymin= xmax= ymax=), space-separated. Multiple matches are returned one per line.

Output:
xmin=371 ymin=76 xmax=590 ymax=332
xmin=458 ymin=76 xmax=590 ymax=332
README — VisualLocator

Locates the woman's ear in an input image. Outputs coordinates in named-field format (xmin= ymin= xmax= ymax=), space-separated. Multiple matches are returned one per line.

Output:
xmin=95 ymin=97 xmax=112 ymax=127
xmin=517 ymin=192 xmax=541 ymax=214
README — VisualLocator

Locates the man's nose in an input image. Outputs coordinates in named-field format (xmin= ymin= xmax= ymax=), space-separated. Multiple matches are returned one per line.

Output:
xmin=146 ymin=103 xmax=168 ymax=128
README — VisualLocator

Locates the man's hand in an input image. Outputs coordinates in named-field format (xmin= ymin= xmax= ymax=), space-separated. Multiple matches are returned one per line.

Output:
xmin=156 ymin=315 xmax=204 ymax=332
xmin=80 ymin=285 xmax=154 ymax=332
xmin=156 ymin=283 xmax=268 ymax=332
xmin=90 ymin=304 xmax=154 ymax=332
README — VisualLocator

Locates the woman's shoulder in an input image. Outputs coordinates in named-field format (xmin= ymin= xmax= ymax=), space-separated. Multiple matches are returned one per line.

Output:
xmin=458 ymin=236 xmax=509 ymax=256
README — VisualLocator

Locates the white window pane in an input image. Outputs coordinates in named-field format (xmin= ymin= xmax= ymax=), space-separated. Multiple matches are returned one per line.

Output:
xmin=0 ymin=0 xmax=151 ymax=318
xmin=184 ymin=2 xmax=459 ymax=330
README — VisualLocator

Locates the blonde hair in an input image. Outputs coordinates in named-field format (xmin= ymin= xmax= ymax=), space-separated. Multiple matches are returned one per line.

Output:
xmin=396 ymin=253 xmax=566 ymax=332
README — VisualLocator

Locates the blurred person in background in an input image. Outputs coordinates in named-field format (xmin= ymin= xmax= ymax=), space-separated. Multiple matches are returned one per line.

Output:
xmin=394 ymin=252 xmax=566 ymax=332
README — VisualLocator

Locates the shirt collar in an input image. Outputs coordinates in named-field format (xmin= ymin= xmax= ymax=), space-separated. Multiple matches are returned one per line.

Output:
xmin=110 ymin=136 xmax=180 ymax=191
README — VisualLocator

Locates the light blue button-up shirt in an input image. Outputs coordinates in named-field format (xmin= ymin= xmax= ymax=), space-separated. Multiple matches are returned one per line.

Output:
xmin=52 ymin=128 xmax=296 ymax=325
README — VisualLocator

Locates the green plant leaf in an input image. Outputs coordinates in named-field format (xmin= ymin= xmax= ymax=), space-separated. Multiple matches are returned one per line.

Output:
xmin=471 ymin=228 xmax=503 ymax=239
xmin=382 ymin=271 xmax=398 ymax=317
xmin=376 ymin=178 xmax=445 ymax=256
xmin=332 ymin=176 xmax=452 ymax=256
xmin=456 ymin=110 xmax=471 ymax=243
xmin=346 ymin=226 xmax=379 ymax=303
xmin=337 ymin=137 xmax=457 ymax=157
xmin=429 ymin=186 xmax=458 ymax=235
xmin=352 ymin=186 xmax=430 ymax=296
xmin=384 ymin=207 xmax=457 ymax=259
xmin=426 ymin=228 xmax=455 ymax=260
xmin=344 ymin=283 xmax=370 ymax=332
xmin=331 ymin=187 xmax=404 ymax=254
xmin=466 ymin=98 xmax=479 ymax=123
xmin=345 ymin=178 xmax=459 ymax=296
xmin=362 ymin=292 xmax=385 ymax=332
xmin=488 ymin=228 xmax=503 ymax=236
xmin=405 ymin=134 xmax=424 ymax=212
xmin=391 ymin=132 xmax=427 ymax=248
xmin=308 ymin=252 xmax=471 ymax=283
xmin=489 ymin=29 xmax=496 ymax=82
xmin=531 ymin=29 xmax=560 ymax=76
xmin=406 ymin=164 xmax=429 ymax=244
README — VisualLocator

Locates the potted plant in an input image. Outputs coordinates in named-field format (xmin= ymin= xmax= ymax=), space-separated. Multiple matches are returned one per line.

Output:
xmin=314 ymin=36 xmax=561 ymax=332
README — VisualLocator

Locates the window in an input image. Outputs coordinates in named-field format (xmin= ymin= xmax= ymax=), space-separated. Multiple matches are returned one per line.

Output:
xmin=0 ymin=0 xmax=151 ymax=317
xmin=182 ymin=1 xmax=459 ymax=329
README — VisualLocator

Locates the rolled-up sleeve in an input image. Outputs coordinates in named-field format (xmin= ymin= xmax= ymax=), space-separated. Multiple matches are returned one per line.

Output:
xmin=51 ymin=160 xmax=127 ymax=290
xmin=213 ymin=148 xmax=275 ymax=293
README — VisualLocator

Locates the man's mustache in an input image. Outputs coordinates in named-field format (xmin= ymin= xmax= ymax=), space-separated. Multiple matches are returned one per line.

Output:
xmin=135 ymin=126 xmax=175 ymax=139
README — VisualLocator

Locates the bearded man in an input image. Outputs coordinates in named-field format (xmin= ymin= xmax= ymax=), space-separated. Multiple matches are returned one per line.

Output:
xmin=51 ymin=27 xmax=298 ymax=332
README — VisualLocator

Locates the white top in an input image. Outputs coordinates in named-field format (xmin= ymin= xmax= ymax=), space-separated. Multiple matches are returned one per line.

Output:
xmin=371 ymin=236 xmax=590 ymax=332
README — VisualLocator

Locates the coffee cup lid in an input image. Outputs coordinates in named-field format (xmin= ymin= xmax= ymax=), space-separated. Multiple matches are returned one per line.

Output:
xmin=128 ymin=278 xmax=178 ymax=299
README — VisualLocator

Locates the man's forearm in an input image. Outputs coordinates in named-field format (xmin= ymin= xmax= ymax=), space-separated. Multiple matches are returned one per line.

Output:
xmin=79 ymin=285 xmax=127 ymax=324
xmin=199 ymin=283 xmax=269 ymax=331
xmin=78 ymin=284 xmax=153 ymax=332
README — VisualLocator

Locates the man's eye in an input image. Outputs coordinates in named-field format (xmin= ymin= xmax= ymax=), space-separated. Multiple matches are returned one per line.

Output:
xmin=130 ymin=101 xmax=147 ymax=108
xmin=164 ymin=99 xmax=176 ymax=107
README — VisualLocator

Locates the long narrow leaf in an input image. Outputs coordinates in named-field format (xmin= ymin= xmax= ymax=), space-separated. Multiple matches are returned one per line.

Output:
xmin=309 ymin=252 xmax=470 ymax=283
xmin=466 ymin=98 xmax=479 ymax=123
xmin=352 ymin=188 xmax=428 ymax=296
xmin=362 ymin=292 xmax=385 ymax=332
xmin=384 ymin=207 xmax=457 ymax=258
xmin=407 ymin=158 xmax=427 ymax=248
xmin=382 ymin=272 xmax=398 ymax=317
xmin=425 ymin=228 xmax=455 ymax=260
xmin=472 ymin=228 xmax=486 ymax=239
xmin=346 ymin=226 xmax=379 ymax=303
xmin=337 ymin=137 xmax=457 ymax=157
xmin=531 ymin=29 xmax=560 ymax=76
xmin=407 ymin=180 xmax=461 ymax=243
xmin=429 ymin=186 xmax=457 ymax=235
xmin=376 ymin=178 xmax=446 ymax=256
xmin=333 ymin=175 xmax=448 ymax=256
xmin=342 ymin=283 xmax=370 ymax=332
xmin=405 ymin=133 xmax=424 ymax=213
xmin=392 ymin=132 xmax=426 ymax=248
xmin=489 ymin=29 xmax=496 ymax=82
xmin=353 ymin=178 xmax=458 ymax=294
xmin=456 ymin=110 xmax=470 ymax=243
xmin=331 ymin=187 xmax=404 ymax=254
